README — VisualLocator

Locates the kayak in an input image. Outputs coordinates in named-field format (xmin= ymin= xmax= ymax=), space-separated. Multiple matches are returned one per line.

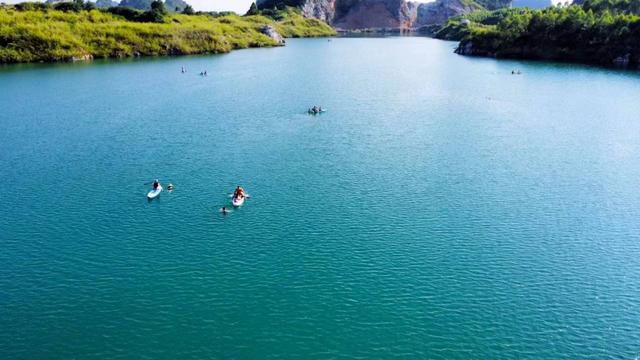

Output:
xmin=147 ymin=185 xmax=162 ymax=199
xmin=232 ymin=195 xmax=245 ymax=207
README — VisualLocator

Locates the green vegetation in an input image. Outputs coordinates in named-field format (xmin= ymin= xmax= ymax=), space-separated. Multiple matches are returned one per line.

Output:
xmin=435 ymin=9 xmax=523 ymax=40
xmin=0 ymin=4 xmax=335 ymax=64
xmin=181 ymin=4 xmax=194 ymax=15
xmin=273 ymin=10 xmax=337 ymax=37
xmin=437 ymin=0 xmax=640 ymax=68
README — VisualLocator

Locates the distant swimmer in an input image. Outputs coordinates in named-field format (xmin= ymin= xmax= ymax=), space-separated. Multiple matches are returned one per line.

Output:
xmin=309 ymin=105 xmax=324 ymax=114
xmin=167 ymin=183 xmax=174 ymax=192
xmin=221 ymin=206 xmax=229 ymax=215
xmin=181 ymin=66 xmax=186 ymax=73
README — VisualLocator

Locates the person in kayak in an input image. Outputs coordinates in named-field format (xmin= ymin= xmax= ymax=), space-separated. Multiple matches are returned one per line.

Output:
xmin=233 ymin=185 xmax=245 ymax=199
xmin=152 ymin=179 xmax=160 ymax=190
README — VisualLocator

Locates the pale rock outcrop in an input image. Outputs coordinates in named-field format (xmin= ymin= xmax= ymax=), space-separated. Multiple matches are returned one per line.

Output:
xmin=71 ymin=54 xmax=93 ymax=62
xmin=299 ymin=0 xmax=338 ymax=22
xmin=260 ymin=25 xmax=285 ymax=45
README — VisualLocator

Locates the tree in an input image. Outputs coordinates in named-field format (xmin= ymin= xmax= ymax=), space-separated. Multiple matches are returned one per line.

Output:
xmin=245 ymin=2 xmax=259 ymax=16
xmin=150 ymin=0 xmax=167 ymax=14
xmin=53 ymin=0 xmax=85 ymax=12
xmin=182 ymin=4 xmax=194 ymax=15
xmin=83 ymin=1 xmax=97 ymax=10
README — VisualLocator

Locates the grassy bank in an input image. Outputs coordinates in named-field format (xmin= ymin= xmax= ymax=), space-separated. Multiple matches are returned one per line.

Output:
xmin=0 ymin=6 xmax=335 ymax=63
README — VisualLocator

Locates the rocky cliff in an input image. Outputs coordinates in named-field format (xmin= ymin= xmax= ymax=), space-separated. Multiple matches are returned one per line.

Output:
xmin=257 ymin=0 xmax=497 ymax=30
xmin=416 ymin=0 xmax=482 ymax=26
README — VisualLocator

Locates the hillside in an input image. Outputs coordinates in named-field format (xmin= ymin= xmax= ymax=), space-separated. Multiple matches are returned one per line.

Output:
xmin=0 ymin=4 xmax=335 ymax=64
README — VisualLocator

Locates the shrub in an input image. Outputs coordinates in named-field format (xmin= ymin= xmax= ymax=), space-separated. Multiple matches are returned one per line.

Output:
xmin=15 ymin=2 xmax=50 ymax=11
xmin=107 ymin=6 xmax=144 ymax=21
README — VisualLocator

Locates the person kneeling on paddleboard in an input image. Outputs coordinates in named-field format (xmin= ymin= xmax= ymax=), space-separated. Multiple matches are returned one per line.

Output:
xmin=233 ymin=185 xmax=245 ymax=199
xmin=153 ymin=179 xmax=160 ymax=190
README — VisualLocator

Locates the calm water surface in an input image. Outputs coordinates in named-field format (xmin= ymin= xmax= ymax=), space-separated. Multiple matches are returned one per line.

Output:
xmin=1 ymin=37 xmax=640 ymax=359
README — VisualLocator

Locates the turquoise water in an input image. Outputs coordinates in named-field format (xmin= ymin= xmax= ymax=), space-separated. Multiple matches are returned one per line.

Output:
xmin=2 ymin=37 xmax=640 ymax=358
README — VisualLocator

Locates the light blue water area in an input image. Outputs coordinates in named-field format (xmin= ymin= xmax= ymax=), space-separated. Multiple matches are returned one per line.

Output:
xmin=1 ymin=37 xmax=640 ymax=358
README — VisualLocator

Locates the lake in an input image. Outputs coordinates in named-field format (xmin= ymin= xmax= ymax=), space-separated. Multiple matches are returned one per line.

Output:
xmin=1 ymin=37 xmax=640 ymax=359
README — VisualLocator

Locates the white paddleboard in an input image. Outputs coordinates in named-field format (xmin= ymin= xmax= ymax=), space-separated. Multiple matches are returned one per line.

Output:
xmin=232 ymin=196 xmax=245 ymax=207
xmin=147 ymin=185 xmax=162 ymax=199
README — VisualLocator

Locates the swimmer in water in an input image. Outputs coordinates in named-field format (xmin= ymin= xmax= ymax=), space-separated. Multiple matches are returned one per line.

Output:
xmin=221 ymin=206 xmax=229 ymax=215
xmin=167 ymin=183 xmax=174 ymax=192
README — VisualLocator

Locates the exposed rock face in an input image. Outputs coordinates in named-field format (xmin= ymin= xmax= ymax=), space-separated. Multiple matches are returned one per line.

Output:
xmin=455 ymin=40 xmax=474 ymax=55
xmin=165 ymin=0 xmax=190 ymax=11
xmin=332 ymin=0 xmax=418 ymax=29
xmin=417 ymin=0 xmax=482 ymax=26
xmin=258 ymin=0 xmax=484 ymax=30
xmin=298 ymin=0 xmax=338 ymax=22
xmin=260 ymin=25 xmax=285 ymax=45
